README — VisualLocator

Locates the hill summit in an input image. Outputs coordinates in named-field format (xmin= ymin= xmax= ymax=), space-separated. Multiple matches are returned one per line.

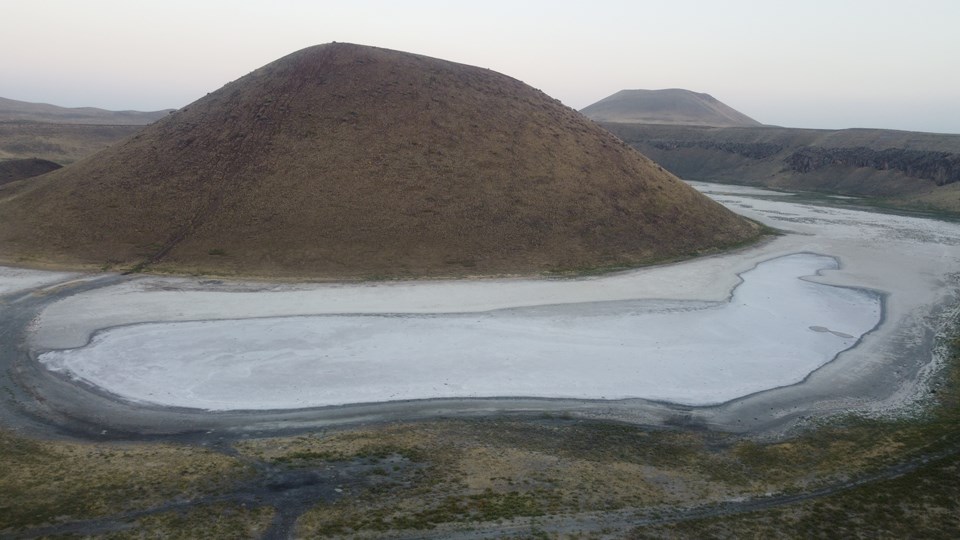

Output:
xmin=0 ymin=43 xmax=759 ymax=278
xmin=581 ymin=89 xmax=762 ymax=127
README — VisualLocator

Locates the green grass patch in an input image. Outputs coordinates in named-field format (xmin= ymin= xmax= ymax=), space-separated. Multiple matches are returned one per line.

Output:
xmin=0 ymin=434 xmax=247 ymax=532
xmin=99 ymin=503 xmax=275 ymax=540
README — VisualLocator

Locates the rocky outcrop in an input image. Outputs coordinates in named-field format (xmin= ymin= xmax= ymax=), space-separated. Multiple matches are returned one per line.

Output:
xmin=785 ymin=147 xmax=960 ymax=186
xmin=597 ymin=122 xmax=960 ymax=213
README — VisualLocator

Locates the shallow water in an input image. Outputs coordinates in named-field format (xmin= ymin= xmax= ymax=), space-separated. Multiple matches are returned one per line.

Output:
xmin=39 ymin=254 xmax=881 ymax=410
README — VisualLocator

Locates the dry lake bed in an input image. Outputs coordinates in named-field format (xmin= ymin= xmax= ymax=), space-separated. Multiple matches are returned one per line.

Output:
xmin=3 ymin=182 xmax=959 ymax=435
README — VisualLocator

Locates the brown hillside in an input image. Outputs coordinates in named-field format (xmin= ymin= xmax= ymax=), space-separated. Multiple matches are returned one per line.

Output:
xmin=0 ymin=43 xmax=759 ymax=279
xmin=581 ymin=89 xmax=762 ymax=127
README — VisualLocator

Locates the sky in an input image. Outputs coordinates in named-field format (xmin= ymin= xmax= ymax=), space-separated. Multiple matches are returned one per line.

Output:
xmin=2 ymin=0 xmax=959 ymax=133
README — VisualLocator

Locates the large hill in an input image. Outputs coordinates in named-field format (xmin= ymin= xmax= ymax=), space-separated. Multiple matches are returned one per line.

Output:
xmin=0 ymin=43 xmax=759 ymax=279
xmin=581 ymin=89 xmax=762 ymax=127
xmin=602 ymin=123 xmax=960 ymax=214
xmin=0 ymin=96 xmax=171 ymax=125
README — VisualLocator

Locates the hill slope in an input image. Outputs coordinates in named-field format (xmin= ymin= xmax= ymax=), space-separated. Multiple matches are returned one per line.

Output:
xmin=0 ymin=96 xmax=170 ymax=125
xmin=602 ymin=123 xmax=960 ymax=213
xmin=0 ymin=43 xmax=759 ymax=278
xmin=581 ymin=89 xmax=762 ymax=127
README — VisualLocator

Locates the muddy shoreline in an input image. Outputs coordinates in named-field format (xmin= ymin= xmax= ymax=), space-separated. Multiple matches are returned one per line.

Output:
xmin=0 ymin=261 xmax=951 ymax=446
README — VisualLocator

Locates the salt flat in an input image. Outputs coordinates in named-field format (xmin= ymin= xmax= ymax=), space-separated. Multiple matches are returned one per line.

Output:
xmin=11 ymin=182 xmax=960 ymax=419
xmin=0 ymin=266 xmax=76 ymax=296
xmin=38 ymin=254 xmax=879 ymax=409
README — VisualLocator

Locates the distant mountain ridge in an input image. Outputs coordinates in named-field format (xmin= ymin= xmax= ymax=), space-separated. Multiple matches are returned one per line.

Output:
xmin=0 ymin=96 xmax=171 ymax=125
xmin=601 ymin=122 xmax=960 ymax=214
xmin=581 ymin=89 xmax=762 ymax=127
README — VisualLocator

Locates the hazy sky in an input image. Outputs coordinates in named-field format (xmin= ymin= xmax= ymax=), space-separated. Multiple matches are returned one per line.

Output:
xmin=3 ymin=0 xmax=959 ymax=133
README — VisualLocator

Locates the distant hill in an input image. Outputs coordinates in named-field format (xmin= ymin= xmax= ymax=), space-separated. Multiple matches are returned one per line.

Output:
xmin=0 ymin=96 xmax=165 ymax=165
xmin=0 ymin=43 xmax=759 ymax=278
xmin=0 ymin=96 xmax=171 ymax=125
xmin=601 ymin=122 xmax=960 ymax=214
xmin=581 ymin=89 xmax=762 ymax=127
xmin=0 ymin=122 xmax=144 ymax=165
